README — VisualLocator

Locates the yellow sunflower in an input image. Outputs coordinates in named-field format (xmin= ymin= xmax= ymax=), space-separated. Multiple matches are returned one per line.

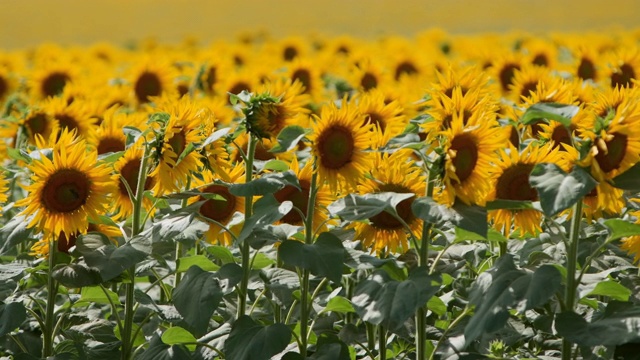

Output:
xmin=607 ymin=48 xmax=640 ymax=89
xmin=28 ymin=61 xmax=78 ymax=100
xmin=352 ymin=150 xmax=424 ymax=254
xmin=16 ymin=129 xmax=115 ymax=238
xmin=285 ymin=58 xmax=326 ymax=102
xmin=128 ymin=57 xmax=178 ymax=105
xmin=354 ymin=89 xmax=407 ymax=149
xmin=309 ymin=98 xmax=373 ymax=192
xmin=44 ymin=97 xmax=97 ymax=143
xmin=21 ymin=107 xmax=58 ymax=145
xmin=193 ymin=165 xmax=245 ymax=246
xmin=93 ymin=107 xmax=146 ymax=155
xmin=31 ymin=222 xmax=123 ymax=258
xmin=439 ymin=113 xmax=506 ymax=206
xmin=581 ymin=182 xmax=624 ymax=223
xmin=0 ymin=171 xmax=8 ymax=213
xmin=0 ymin=66 xmax=17 ymax=104
xmin=112 ymin=146 xmax=157 ymax=221
xmin=621 ymin=209 xmax=640 ymax=264
xmin=149 ymin=97 xmax=206 ymax=196
xmin=488 ymin=143 xmax=567 ymax=238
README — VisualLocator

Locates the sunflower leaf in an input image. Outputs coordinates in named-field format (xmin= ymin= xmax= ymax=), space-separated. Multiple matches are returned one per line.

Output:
xmin=520 ymin=102 xmax=579 ymax=128
xmin=76 ymin=233 xmax=151 ymax=282
xmin=603 ymin=219 xmax=640 ymax=241
xmin=201 ymin=127 xmax=231 ymax=148
xmin=611 ymin=162 xmax=640 ymax=191
xmin=138 ymin=334 xmax=191 ymax=360
xmin=236 ymin=194 xmax=293 ymax=244
xmin=278 ymin=232 xmax=346 ymax=283
xmin=412 ymin=197 xmax=487 ymax=238
xmin=328 ymin=192 xmax=415 ymax=221
xmin=0 ymin=214 xmax=33 ymax=255
xmin=52 ymin=263 xmax=103 ymax=288
xmin=175 ymin=142 xmax=196 ymax=166
xmin=529 ymin=163 xmax=597 ymax=217
xmin=270 ymin=125 xmax=309 ymax=153
xmin=229 ymin=170 xmax=300 ymax=196
xmin=0 ymin=302 xmax=27 ymax=337
xmin=172 ymin=265 xmax=223 ymax=337
xmin=225 ymin=315 xmax=292 ymax=360
xmin=123 ymin=126 xmax=143 ymax=148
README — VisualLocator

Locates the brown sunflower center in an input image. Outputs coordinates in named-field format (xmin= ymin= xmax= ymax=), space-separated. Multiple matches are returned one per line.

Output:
xmin=42 ymin=169 xmax=90 ymax=213
xmin=578 ymin=58 xmax=595 ymax=80
xmin=450 ymin=133 xmax=478 ymax=183
xmin=360 ymin=72 xmax=378 ymax=91
xmin=368 ymin=184 xmax=414 ymax=230
xmin=56 ymin=114 xmax=80 ymax=133
xmin=595 ymin=132 xmax=628 ymax=173
xmin=205 ymin=66 xmax=217 ymax=91
xmin=499 ymin=63 xmax=520 ymax=92
xmin=520 ymin=81 xmax=538 ymax=98
xmin=550 ymin=125 xmax=572 ymax=149
xmin=509 ymin=127 xmax=520 ymax=148
xmin=496 ymin=163 xmax=537 ymax=201
xmin=199 ymin=185 xmax=237 ymax=222
xmin=292 ymin=69 xmax=312 ymax=93
xmin=97 ymin=136 xmax=125 ymax=155
xmin=611 ymin=63 xmax=635 ymax=88
xmin=317 ymin=125 xmax=355 ymax=170
xmin=177 ymin=84 xmax=189 ymax=97
xmin=395 ymin=61 xmax=419 ymax=80
xmin=118 ymin=158 xmax=153 ymax=196
xmin=364 ymin=112 xmax=385 ymax=132
xmin=25 ymin=112 xmax=49 ymax=137
xmin=0 ymin=75 xmax=7 ymax=99
xmin=168 ymin=129 xmax=187 ymax=157
xmin=42 ymin=72 xmax=70 ymax=97
xmin=134 ymin=71 xmax=162 ymax=103
xmin=532 ymin=54 xmax=548 ymax=67
xmin=274 ymin=180 xmax=310 ymax=225
xmin=228 ymin=81 xmax=251 ymax=96
xmin=283 ymin=46 xmax=298 ymax=61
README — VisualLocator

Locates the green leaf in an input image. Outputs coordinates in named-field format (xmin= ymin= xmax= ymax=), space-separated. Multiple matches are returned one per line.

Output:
xmin=225 ymin=316 xmax=292 ymax=360
xmin=76 ymin=233 xmax=151 ymax=282
xmin=321 ymin=296 xmax=355 ymax=314
xmin=603 ymin=218 xmax=640 ymax=241
xmin=529 ymin=163 xmax=597 ymax=217
xmin=586 ymin=281 xmax=631 ymax=301
xmin=464 ymin=255 xmax=562 ymax=345
xmin=0 ymin=262 xmax=27 ymax=281
xmin=352 ymin=266 xmax=441 ymax=332
xmin=172 ymin=265 xmax=223 ymax=337
xmin=97 ymin=150 xmax=124 ymax=163
xmin=263 ymin=159 xmax=290 ymax=172
xmin=114 ymin=322 xmax=146 ymax=348
xmin=161 ymin=326 xmax=197 ymax=351
xmin=52 ymin=263 xmax=103 ymax=288
xmin=176 ymin=255 xmax=220 ymax=273
xmin=0 ymin=215 xmax=33 ymax=255
xmin=237 ymin=194 xmax=293 ymax=244
xmin=229 ymin=170 xmax=300 ymax=197
xmin=0 ymin=302 xmax=26 ymax=336
xmin=328 ymin=192 xmax=415 ymax=221
xmin=139 ymin=334 xmax=191 ymax=360
xmin=206 ymin=245 xmax=235 ymax=264
xmin=486 ymin=199 xmax=535 ymax=210
xmin=520 ymin=102 xmax=579 ymax=128
xmin=556 ymin=301 xmax=640 ymax=346
xmin=279 ymin=232 xmax=346 ymax=283
xmin=175 ymin=142 xmax=197 ymax=166
xmin=201 ymin=127 xmax=231 ymax=148
xmin=76 ymin=286 xmax=121 ymax=306
xmin=269 ymin=125 xmax=309 ymax=153
xmin=427 ymin=296 xmax=447 ymax=317
xmin=412 ymin=197 xmax=487 ymax=238
xmin=123 ymin=126 xmax=143 ymax=148
xmin=611 ymin=162 xmax=640 ymax=191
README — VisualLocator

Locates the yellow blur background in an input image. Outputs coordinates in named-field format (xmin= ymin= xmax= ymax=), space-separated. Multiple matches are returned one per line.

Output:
xmin=1 ymin=0 xmax=639 ymax=49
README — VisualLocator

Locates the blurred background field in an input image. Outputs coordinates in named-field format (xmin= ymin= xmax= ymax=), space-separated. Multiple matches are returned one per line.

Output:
xmin=2 ymin=0 xmax=640 ymax=49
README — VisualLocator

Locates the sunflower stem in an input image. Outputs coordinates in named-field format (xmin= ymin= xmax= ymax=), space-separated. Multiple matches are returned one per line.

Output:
xmin=416 ymin=166 xmax=437 ymax=360
xmin=561 ymin=199 xmax=583 ymax=360
xmin=42 ymin=237 xmax=58 ymax=357
xmin=174 ymin=177 xmax=192 ymax=289
xmin=366 ymin=322 xmax=376 ymax=354
xmin=122 ymin=144 xmax=150 ymax=360
xmin=238 ymin=135 xmax=257 ymax=318
xmin=378 ymin=324 xmax=387 ymax=360
xmin=299 ymin=162 xmax=319 ymax=357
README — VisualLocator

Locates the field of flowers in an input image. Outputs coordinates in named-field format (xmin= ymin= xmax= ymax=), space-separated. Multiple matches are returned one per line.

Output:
xmin=2 ymin=27 xmax=640 ymax=360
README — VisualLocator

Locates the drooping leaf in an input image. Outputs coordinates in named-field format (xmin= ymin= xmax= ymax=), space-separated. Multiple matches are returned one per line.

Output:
xmin=172 ymin=265 xmax=223 ymax=337
xmin=139 ymin=334 xmax=191 ymax=360
xmin=52 ymin=263 xmax=104 ymax=288
xmin=229 ymin=171 xmax=300 ymax=197
xmin=603 ymin=219 xmax=640 ymax=241
xmin=237 ymin=194 xmax=293 ymax=244
xmin=352 ymin=266 xmax=441 ymax=333
xmin=0 ymin=215 xmax=33 ymax=255
xmin=328 ymin=192 xmax=414 ymax=221
xmin=279 ymin=232 xmax=346 ymax=283
xmin=556 ymin=301 xmax=640 ymax=346
xmin=270 ymin=125 xmax=309 ymax=153
xmin=529 ymin=163 xmax=597 ymax=217
xmin=520 ymin=102 xmax=580 ymax=128
xmin=0 ymin=302 xmax=26 ymax=336
xmin=464 ymin=255 xmax=562 ymax=345
xmin=0 ymin=262 xmax=28 ymax=281
xmin=76 ymin=233 xmax=151 ymax=282
xmin=412 ymin=197 xmax=487 ymax=238
xmin=225 ymin=316 xmax=291 ymax=360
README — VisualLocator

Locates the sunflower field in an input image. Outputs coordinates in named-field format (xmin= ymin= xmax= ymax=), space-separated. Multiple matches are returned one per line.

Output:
xmin=4 ymin=22 xmax=640 ymax=360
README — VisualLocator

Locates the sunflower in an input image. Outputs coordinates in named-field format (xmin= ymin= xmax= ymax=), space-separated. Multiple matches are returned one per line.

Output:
xmin=21 ymin=107 xmax=58 ymax=145
xmin=28 ymin=62 xmax=77 ymax=100
xmin=570 ymin=45 xmax=602 ymax=82
xmin=273 ymin=157 xmax=334 ymax=230
xmin=193 ymin=165 xmax=245 ymax=246
xmin=489 ymin=52 xmax=525 ymax=94
xmin=621 ymin=209 xmax=640 ymax=264
xmin=286 ymin=58 xmax=326 ymax=102
xmin=508 ymin=64 xmax=553 ymax=104
xmin=149 ymin=97 xmax=207 ymax=196
xmin=309 ymin=98 xmax=373 ymax=192
xmin=0 ymin=66 xmax=17 ymax=104
xmin=607 ymin=48 xmax=640 ymax=89
xmin=0 ymin=171 xmax=8 ymax=213
xmin=348 ymin=57 xmax=389 ymax=94
xmin=431 ymin=65 xmax=492 ymax=100
xmin=44 ymin=97 xmax=97 ymax=143
xmin=439 ymin=113 xmax=506 ymax=206
xmin=581 ymin=182 xmax=624 ymax=223
xmin=520 ymin=37 xmax=558 ymax=68
xmin=112 ymin=146 xmax=157 ymax=220
xmin=16 ymin=129 xmax=115 ymax=238
xmin=128 ymin=57 xmax=178 ymax=104
xmin=354 ymin=89 xmax=407 ymax=148
xmin=93 ymin=107 xmax=146 ymax=155
xmin=352 ymin=150 xmax=424 ymax=254
xmin=488 ymin=143 xmax=567 ymax=237
xmin=30 ymin=222 xmax=123 ymax=258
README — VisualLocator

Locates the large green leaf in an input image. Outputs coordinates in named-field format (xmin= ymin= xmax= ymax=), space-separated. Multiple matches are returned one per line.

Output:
xmin=603 ymin=218 xmax=640 ymax=241
xmin=52 ymin=263 xmax=103 ymax=288
xmin=556 ymin=301 xmax=640 ymax=346
xmin=162 ymin=326 xmax=197 ymax=351
xmin=77 ymin=233 xmax=151 ymax=282
xmin=0 ymin=262 xmax=28 ymax=281
xmin=529 ymin=163 xmax=597 ymax=217
xmin=586 ymin=281 xmax=631 ymax=302
xmin=144 ymin=207 xmax=209 ymax=250
xmin=464 ymin=255 xmax=562 ymax=345
xmin=139 ymin=334 xmax=191 ymax=360
xmin=225 ymin=316 xmax=291 ymax=360
xmin=269 ymin=125 xmax=309 ymax=153
xmin=237 ymin=194 xmax=293 ymax=244
xmin=172 ymin=265 xmax=223 ymax=337
xmin=611 ymin=162 xmax=640 ymax=191
xmin=229 ymin=171 xmax=300 ymax=197
xmin=0 ymin=215 xmax=33 ymax=255
xmin=412 ymin=197 xmax=487 ymax=238
xmin=352 ymin=266 xmax=441 ymax=333
xmin=520 ymin=102 xmax=580 ymax=128
xmin=278 ymin=232 xmax=346 ymax=283
xmin=328 ymin=192 xmax=414 ymax=221
xmin=0 ymin=302 xmax=26 ymax=336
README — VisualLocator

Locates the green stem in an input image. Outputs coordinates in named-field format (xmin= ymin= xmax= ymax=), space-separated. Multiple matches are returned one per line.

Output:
xmin=561 ymin=200 xmax=583 ymax=360
xmin=122 ymin=144 xmax=150 ymax=360
xmin=174 ymin=177 xmax=192 ymax=289
xmin=378 ymin=325 xmax=387 ymax=360
xmin=42 ymin=237 xmax=58 ymax=357
xmin=429 ymin=307 xmax=471 ymax=360
xmin=366 ymin=322 xmax=376 ymax=354
xmin=416 ymin=167 xmax=436 ymax=360
xmin=238 ymin=135 xmax=257 ymax=318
